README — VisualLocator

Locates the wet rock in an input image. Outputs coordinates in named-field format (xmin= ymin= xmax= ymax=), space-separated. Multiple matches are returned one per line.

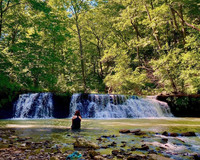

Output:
xmin=101 ymin=145 xmax=109 ymax=149
xmin=162 ymin=131 xmax=178 ymax=137
xmin=112 ymin=150 xmax=120 ymax=156
xmin=25 ymin=141 xmax=32 ymax=146
xmin=148 ymin=154 xmax=174 ymax=160
xmin=8 ymin=136 xmax=18 ymax=139
xmin=120 ymin=148 xmax=126 ymax=154
xmin=148 ymin=150 xmax=157 ymax=154
xmin=131 ymin=147 xmax=136 ymax=151
xmin=121 ymin=141 xmax=127 ymax=143
xmin=105 ymin=154 xmax=114 ymax=159
xmin=102 ymin=154 xmax=107 ymax=158
xmin=88 ymin=150 xmax=99 ymax=158
xmin=108 ymin=141 xmax=117 ymax=147
xmin=162 ymin=131 xmax=169 ymax=136
xmin=8 ymin=144 xmax=13 ymax=147
xmin=161 ymin=138 xmax=168 ymax=144
xmin=119 ymin=129 xmax=130 ymax=133
xmin=127 ymin=149 xmax=131 ymax=152
xmin=17 ymin=138 xmax=27 ymax=142
xmin=181 ymin=132 xmax=196 ymax=137
xmin=120 ymin=143 xmax=126 ymax=147
xmin=162 ymin=131 xmax=196 ymax=137
xmin=117 ymin=155 xmax=124 ymax=159
xmin=94 ymin=155 xmax=106 ymax=160
xmin=130 ymin=129 xmax=141 ymax=134
xmin=25 ymin=150 xmax=31 ymax=152
xmin=124 ymin=151 xmax=132 ymax=156
xmin=101 ymin=135 xmax=109 ymax=138
xmin=127 ymin=154 xmax=146 ymax=160
xmin=111 ymin=135 xmax=117 ymax=138
xmin=134 ymin=131 xmax=146 ymax=136
xmin=137 ymin=144 xmax=149 ymax=151
xmin=74 ymin=138 xmax=100 ymax=149
xmin=96 ymin=137 xmax=102 ymax=141
xmin=170 ymin=133 xmax=179 ymax=137
xmin=21 ymin=143 xmax=26 ymax=147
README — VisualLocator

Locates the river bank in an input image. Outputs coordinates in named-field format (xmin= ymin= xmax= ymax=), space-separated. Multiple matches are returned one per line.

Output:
xmin=0 ymin=118 xmax=199 ymax=160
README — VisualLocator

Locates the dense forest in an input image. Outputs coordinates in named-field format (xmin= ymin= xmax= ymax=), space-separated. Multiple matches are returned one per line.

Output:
xmin=0 ymin=0 xmax=200 ymax=102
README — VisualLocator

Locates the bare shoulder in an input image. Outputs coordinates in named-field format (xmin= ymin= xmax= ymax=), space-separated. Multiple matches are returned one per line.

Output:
xmin=79 ymin=116 xmax=82 ymax=120
xmin=72 ymin=116 xmax=76 ymax=119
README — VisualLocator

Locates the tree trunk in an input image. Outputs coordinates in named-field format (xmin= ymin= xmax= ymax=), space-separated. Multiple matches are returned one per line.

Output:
xmin=131 ymin=19 xmax=141 ymax=60
xmin=179 ymin=4 xmax=186 ymax=44
xmin=97 ymin=39 xmax=103 ymax=79
xmin=76 ymin=19 xmax=86 ymax=91
xmin=169 ymin=6 xmax=179 ymax=31
xmin=11 ymin=29 xmax=18 ymax=44
xmin=167 ymin=69 xmax=178 ymax=94
xmin=0 ymin=0 xmax=3 ymax=38
xmin=144 ymin=3 xmax=161 ymax=49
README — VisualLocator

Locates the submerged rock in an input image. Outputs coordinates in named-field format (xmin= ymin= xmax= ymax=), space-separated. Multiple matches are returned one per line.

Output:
xmin=112 ymin=150 xmax=120 ymax=156
xmin=88 ymin=150 xmax=99 ymax=158
xmin=137 ymin=144 xmax=149 ymax=151
xmin=181 ymin=132 xmax=196 ymax=137
xmin=162 ymin=131 xmax=196 ymax=137
xmin=94 ymin=155 xmax=107 ymax=160
xmin=74 ymin=138 xmax=100 ymax=149
xmin=127 ymin=154 xmax=146 ymax=160
xmin=108 ymin=141 xmax=117 ymax=147
xmin=161 ymin=138 xmax=168 ymax=144
xmin=148 ymin=154 xmax=174 ymax=160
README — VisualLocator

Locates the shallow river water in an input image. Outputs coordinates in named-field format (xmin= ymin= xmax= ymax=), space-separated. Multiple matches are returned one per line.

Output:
xmin=0 ymin=118 xmax=200 ymax=160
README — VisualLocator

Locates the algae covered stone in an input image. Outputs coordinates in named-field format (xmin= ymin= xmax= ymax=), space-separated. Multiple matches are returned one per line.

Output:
xmin=74 ymin=138 xmax=100 ymax=149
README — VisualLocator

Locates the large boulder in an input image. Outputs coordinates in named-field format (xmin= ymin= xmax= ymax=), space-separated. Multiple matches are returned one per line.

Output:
xmin=74 ymin=138 xmax=100 ymax=149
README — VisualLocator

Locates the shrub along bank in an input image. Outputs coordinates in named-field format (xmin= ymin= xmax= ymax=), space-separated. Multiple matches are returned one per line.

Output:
xmin=157 ymin=94 xmax=200 ymax=117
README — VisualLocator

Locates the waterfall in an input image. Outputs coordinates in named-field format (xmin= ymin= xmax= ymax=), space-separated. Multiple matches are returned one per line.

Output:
xmin=69 ymin=93 xmax=173 ymax=118
xmin=13 ymin=93 xmax=53 ymax=118
xmin=12 ymin=93 xmax=172 ymax=119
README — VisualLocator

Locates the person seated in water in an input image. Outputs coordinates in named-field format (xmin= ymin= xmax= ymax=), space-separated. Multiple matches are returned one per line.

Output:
xmin=71 ymin=110 xmax=81 ymax=129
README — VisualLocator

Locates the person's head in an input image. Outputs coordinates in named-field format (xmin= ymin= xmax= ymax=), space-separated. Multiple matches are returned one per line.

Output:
xmin=74 ymin=110 xmax=81 ymax=117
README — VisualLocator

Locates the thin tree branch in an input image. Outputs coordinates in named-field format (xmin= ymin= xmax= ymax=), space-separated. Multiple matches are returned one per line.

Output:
xmin=171 ymin=6 xmax=200 ymax=32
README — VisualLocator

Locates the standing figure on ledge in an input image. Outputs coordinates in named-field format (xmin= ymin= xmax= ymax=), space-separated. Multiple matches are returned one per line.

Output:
xmin=71 ymin=110 xmax=81 ymax=130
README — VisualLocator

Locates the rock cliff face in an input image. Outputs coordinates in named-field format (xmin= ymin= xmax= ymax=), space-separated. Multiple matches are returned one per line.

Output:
xmin=157 ymin=94 xmax=200 ymax=117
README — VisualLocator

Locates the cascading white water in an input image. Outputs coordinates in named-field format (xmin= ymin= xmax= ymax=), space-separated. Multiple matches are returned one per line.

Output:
xmin=14 ymin=93 xmax=53 ymax=118
xmin=69 ymin=94 xmax=173 ymax=118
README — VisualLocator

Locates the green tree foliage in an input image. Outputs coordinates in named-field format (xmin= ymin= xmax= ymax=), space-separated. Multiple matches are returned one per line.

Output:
xmin=0 ymin=0 xmax=199 ymax=102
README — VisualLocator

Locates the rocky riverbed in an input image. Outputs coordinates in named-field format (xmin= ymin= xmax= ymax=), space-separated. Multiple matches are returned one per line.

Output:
xmin=0 ymin=128 xmax=199 ymax=160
